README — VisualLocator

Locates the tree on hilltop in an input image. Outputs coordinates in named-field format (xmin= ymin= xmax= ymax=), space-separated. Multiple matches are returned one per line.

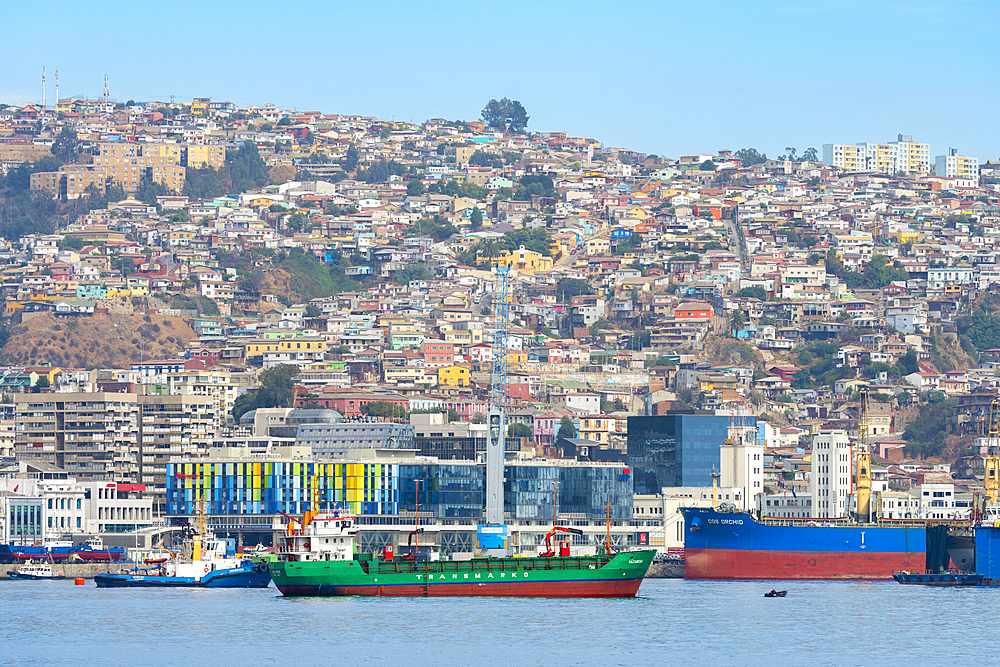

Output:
xmin=481 ymin=98 xmax=529 ymax=133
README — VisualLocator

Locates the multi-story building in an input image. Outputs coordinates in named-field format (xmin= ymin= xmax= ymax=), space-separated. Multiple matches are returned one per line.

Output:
xmin=244 ymin=335 xmax=328 ymax=369
xmin=165 ymin=454 xmax=634 ymax=553
xmin=137 ymin=395 xmax=216 ymax=512
xmin=29 ymin=165 xmax=108 ymax=199
xmin=626 ymin=413 xmax=757 ymax=495
xmin=810 ymin=430 xmax=852 ymax=519
xmin=824 ymin=135 xmax=930 ymax=175
xmin=167 ymin=370 xmax=238 ymax=428
xmin=935 ymin=148 xmax=979 ymax=185
xmin=14 ymin=393 xmax=139 ymax=483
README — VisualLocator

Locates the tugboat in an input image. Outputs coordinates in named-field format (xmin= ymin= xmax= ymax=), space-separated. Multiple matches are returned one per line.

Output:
xmin=73 ymin=536 xmax=125 ymax=562
xmin=7 ymin=560 xmax=65 ymax=580
xmin=94 ymin=501 xmax=270 ymax=589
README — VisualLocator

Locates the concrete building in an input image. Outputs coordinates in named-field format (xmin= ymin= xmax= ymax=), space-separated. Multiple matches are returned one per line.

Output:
xmin=167 ymin=370 xmax=238 ymax=427
xmin=810 ymin=430 xmax=852 ymax=519
xmin=138 ymin=394 xmax=216 ymax=512
xmin=935 ymin=148 xmax=979 ymax=185
xmin=719 ymin=418 xmax=764 ymax=512
xmin=14 ymin=392 xmax=139 ymax=483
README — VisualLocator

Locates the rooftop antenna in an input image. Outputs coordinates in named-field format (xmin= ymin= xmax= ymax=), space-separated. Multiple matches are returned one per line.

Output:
xmin=103 ymin=74 xmax=110 ymax=103
xmin=41 ymin=67 xmax=46 ymax=109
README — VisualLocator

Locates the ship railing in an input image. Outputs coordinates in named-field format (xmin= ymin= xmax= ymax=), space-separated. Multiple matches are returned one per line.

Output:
xmin=759 ymin=516 xmax=971 ymax=529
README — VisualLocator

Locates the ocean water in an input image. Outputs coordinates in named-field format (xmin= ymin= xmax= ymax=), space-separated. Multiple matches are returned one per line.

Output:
xmin=1 ymin=577 xmax=995 ymax=666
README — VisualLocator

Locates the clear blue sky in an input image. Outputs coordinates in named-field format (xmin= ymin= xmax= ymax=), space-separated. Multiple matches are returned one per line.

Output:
xmin=3 ymin=0 xmax=998 ymax=160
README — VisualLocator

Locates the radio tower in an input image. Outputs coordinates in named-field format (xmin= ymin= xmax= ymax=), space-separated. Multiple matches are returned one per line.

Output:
xmin=103 ymin=75 xmax=109 ymax=102
xmin=54 ymin=70 xmax=59 ymax=110
xmin=41 ymin=67 xmax=46 ymax=108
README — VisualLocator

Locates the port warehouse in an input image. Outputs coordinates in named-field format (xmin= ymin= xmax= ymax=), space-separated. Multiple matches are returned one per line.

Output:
xmin=165 ymin=455 xmax=641 ymax=553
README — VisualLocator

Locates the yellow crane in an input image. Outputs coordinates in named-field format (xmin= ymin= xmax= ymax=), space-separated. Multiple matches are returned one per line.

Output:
xmin=985 ymin=401 xmax=1000 ymax=504
xmin=855 ymin=389 xmax=872 ymax=523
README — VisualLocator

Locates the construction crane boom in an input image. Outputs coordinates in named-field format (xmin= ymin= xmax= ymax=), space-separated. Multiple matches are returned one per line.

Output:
xmin=482 ymin=266 xmax=512 ymax=540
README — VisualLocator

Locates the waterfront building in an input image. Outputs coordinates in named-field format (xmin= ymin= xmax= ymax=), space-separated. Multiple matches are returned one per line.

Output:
xmin=164 ymin=454 xmax=634 ymax=553
xmin=626 ymin=413 xmax=757 ymax=495
xmin=14 ymin=392 xmax=139 ymax=483
xmin=810 ymin=430 xmax=852 ymax=519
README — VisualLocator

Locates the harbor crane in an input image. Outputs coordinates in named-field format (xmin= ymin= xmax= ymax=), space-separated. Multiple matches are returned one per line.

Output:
xmin=479 ymin=266 xmax=512 ymax=551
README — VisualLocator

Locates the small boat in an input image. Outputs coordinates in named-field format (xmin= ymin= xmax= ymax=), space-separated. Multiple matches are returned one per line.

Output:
xmin=764 ymin=590 xmax=788 ymax=598
xmin=893 ymin=572 xmax=989 ymax=586
xmin=95 ymin=507 xmax=269 ymax=589
xmin=73 ymin=536 xmax=125 ymax=562
xmin=8 ymin=560 xmax=65 ymax=580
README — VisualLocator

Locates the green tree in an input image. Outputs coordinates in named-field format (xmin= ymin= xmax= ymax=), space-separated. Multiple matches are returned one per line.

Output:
xmin=232 ymin=364 xmax=301 ymax=421
xmin=481 ymin=97 xmax=529 ymax=132
xmin=304 ymin=303 xmax=321 ymax=318
xmin=801 ymin=147 xmax=819 ymax=162
xmin=362 ymin=401 xmax=409 ymax=419
xmin=729 ymin=309 xmax=748 ymax=337
xmin=51 ymin=128 xmax=80 ymax=162
xmin=469 ymin=207 xmax=483 ymax=231
xmin=508 ymin=423 xmax=533 ymax=439
xmin=699 ymin=160 xmax=716 ymax=171
xmin=557 ymin=278 xmax=592 ymax=301
xmin=406 ymin=179 xmax=425 ymax=196
xmin=396 ymin=264 xmax=434 ymax=285
xmin=227 ymin=141 xmax=270 ymax=192
xmin=899 ymin=350 xmax=919 ymax=375
xmin=825 ymin=248 xmax=845 ymax=279
xmin=736 ymin=286 xmax=767 ymax=300
xmin=557 ymin=416 xmax=577 ymax=440
xmin=735 ymin=148 xmax=767 ymax=167
xmin=343 ymin=144 xmax=359 ymax=171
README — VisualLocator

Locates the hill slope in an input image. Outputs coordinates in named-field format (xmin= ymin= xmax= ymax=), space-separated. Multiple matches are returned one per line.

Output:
xmin=0 ymin=313 xmax=198 ymax=369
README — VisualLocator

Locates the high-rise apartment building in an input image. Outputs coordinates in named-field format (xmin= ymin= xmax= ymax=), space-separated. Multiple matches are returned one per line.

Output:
xmin=14 ymin=393 xmax=139 ymax=483
xmin=935 ymin=148 xmax=979 ymax=185
xmin=137 ymin=394 xmax=216 ymax=512
xmin=823 ymin=134 xmax=930 ymax=175
xmin=810 ymin=430 xmax=852 ymax=519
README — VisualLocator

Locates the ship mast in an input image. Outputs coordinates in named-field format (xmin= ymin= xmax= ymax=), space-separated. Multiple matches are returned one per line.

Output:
xmin=855 ymin=389 xmax=872 ymax=523
xmin=985 ymin=400 xmax=1000 ymax=505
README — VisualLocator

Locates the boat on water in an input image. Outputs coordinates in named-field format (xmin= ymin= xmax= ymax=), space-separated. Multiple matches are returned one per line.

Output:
xmin=72 ymin=536 xmax=125 ymax=562
xmin=764 ymin=590 xmax=787 ymax=598
xmin=0 ymin=538 xmax=74 ymax=564
xmin=95 ymin=514 xmax=270 ymax=588
xmin=268 ymin=509 xmax=655 ymax=598
xmin=681 ymin=507 xmax=926 ymax=580
xmin=7 ymin=560 xmax=65 ymax=580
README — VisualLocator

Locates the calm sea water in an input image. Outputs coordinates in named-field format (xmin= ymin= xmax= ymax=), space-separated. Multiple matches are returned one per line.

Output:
xmin=1 ymin=577 xmax=994 ymax=666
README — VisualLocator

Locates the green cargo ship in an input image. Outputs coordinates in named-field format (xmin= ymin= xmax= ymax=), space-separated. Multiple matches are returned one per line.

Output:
xmin=268 ymin=511 xmax=655 ymax=598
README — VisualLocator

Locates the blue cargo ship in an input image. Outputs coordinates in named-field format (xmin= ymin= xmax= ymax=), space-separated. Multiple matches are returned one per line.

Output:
xmin=681 ymin=508 xmax=927 ymax=580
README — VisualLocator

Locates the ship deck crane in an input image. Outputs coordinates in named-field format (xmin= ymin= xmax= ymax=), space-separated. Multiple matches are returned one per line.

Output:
xmin=985 ymin=400 xmax=1000 ymax=505
xmin=479 ymin=266 xmax=512 ymax=552
xmin=855 ymin=389 xmax=873 ymax=523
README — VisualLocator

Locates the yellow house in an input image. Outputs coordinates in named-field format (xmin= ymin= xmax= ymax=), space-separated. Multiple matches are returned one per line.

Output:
xmin=579 ymin=416 xmax=616 ymax=445
xmin=190 ymin=98 xmax=209 ymax=116
xmin=186 ymin=145 xmax=226 ymax=170
xmin=499 ymin=351 xmax=527 ymax=365
xmin=483 ymin=246 xmax=554 ymax=275
xmin=438 ymin=365 xmax=470 ymax=387
xmin=896 ymin=230 xmax=922 ymax=244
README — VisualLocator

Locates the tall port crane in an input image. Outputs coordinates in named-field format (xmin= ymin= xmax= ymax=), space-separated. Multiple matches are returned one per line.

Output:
xmin=479 ymin=266 xmax=512 ymax=551
xmin=985 ymin=400 xmax=1000 ymax=505
xmin=855 ymin=389 xmax=872 ymax=523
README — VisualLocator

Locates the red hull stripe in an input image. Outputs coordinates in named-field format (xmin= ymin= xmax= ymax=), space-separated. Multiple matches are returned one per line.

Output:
xmin=684 ymin=548 xmax=925 ymax=580
xmin=278 ymin=578 xmax=644 ymax=598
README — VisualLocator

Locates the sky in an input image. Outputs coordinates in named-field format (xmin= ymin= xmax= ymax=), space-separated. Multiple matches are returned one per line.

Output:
xmin=2 ymin=0 xmax=998 ymax=160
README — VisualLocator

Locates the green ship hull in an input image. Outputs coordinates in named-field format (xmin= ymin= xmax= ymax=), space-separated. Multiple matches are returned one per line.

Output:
xmin=270 ymin=550 xmax=656 ymax=598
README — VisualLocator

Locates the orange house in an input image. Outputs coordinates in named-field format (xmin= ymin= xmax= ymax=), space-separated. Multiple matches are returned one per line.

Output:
xmin=674 ymin=301 xmax=714 ymax=321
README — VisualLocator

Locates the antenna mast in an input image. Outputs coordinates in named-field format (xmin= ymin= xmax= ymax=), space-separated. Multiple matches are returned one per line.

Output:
xmin=41 ymin=67 xmax=46 ymax=109
xmin=54 ymin=70 xmax=59 ymax=111
xmin=103 ymin=75 xmax=110 ymax=103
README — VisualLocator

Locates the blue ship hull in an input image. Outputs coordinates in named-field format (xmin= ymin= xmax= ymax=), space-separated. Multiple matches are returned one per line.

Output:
xmin=94 ymin=563 xmax=271 ymax=588
xmin=681 ymin=508 xmax=926 ymax=580
xmin=0 ymin=545 xmax=74 ymax=563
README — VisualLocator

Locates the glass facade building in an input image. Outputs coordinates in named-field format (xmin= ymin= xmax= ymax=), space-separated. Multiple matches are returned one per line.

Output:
xmin=166 ymin=458 xmax=633 ymax=522
xmin=627 ymin=413 xmax=757 ymax=494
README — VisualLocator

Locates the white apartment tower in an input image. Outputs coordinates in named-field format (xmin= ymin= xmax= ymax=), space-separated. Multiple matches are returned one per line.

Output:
xmin=823 ymin=134 xmax=929 ymax=175
xmin=719 ymin=417 xmax=764 ymax=512
xmin=935 ymin=148 xmax=979 ymax=186
xmin=810 ymin=430 xmax=852 ymax=518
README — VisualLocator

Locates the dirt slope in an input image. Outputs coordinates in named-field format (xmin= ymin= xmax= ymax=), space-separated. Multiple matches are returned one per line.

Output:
xmin=0 ymin=313 xmax=198 ymax=369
